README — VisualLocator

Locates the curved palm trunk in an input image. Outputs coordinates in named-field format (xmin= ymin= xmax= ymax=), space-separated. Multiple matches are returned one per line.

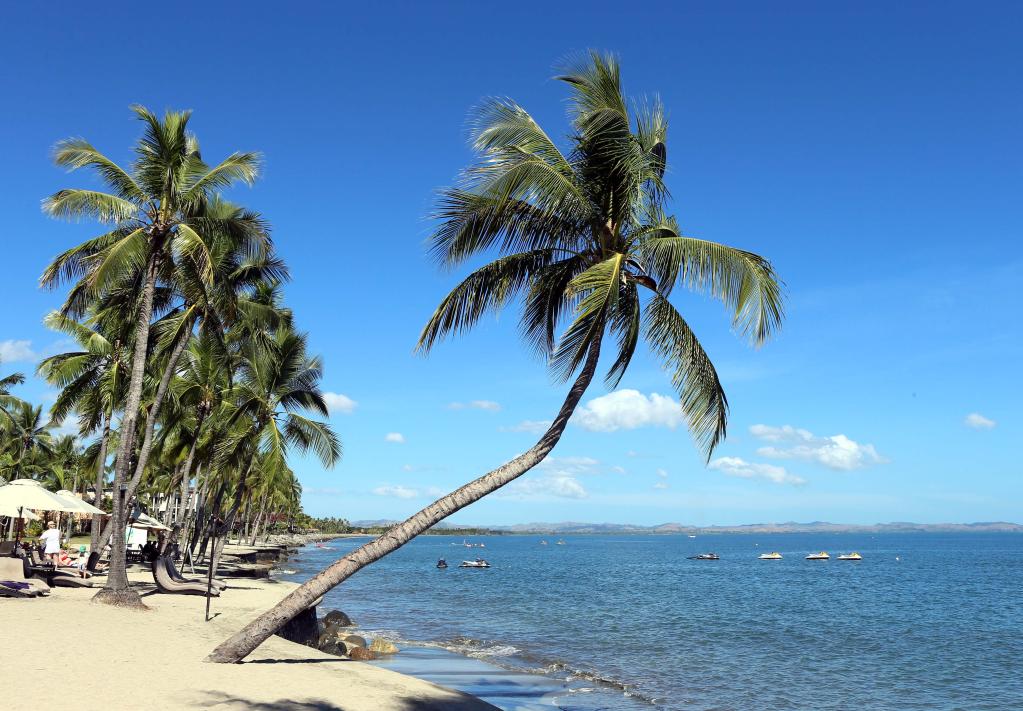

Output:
xmin=97 ymin=250 xmax=160 ymax=602
xmin=208 ymin=336 xmax=602 ymax=663
xmin=89 ymin=411 xmax=111 ymax=553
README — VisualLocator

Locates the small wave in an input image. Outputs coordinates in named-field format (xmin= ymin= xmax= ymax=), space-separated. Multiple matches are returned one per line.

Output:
xmin=270 ymin=568 xmax=297 ymax=575
xmin=365 ymin=632 xmax=658 ymax=706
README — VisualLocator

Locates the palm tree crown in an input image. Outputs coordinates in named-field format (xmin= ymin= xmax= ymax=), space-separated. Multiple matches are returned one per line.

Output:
xmin=418 ymin=52 xmax=782 ymax=456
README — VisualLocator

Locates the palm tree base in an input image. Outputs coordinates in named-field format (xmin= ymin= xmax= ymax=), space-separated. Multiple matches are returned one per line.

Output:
xmin=92 ymin=587 xmax=148 ymax=609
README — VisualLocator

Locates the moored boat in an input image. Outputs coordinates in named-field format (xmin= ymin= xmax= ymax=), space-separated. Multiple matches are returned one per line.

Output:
xmin=758 ymin=552 xmax=783 ymax=560
xmin=688 ymin=553 xmax=720 ymax=560
xmin=805 ymin=551 xmax=830 ymax=560
xmin=837 ymin=552 xmax=862 ymax=561
xmin=459 ymin=558 xmax=490 ymax=568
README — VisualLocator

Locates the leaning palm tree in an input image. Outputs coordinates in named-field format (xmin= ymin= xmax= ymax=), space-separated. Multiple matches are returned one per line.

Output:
xmin=209 ymin=53 xmax=784 ymax=662
xmin=41 ymin=106 xmax=263 ymax=606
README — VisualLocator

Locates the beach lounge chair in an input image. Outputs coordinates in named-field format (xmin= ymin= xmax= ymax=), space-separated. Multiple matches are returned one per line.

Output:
xmin=25 ymin=548 xmax=94 ymax=588
xmin=0 ymin=556 xmax=50 ymax=597
xmin=165 ymin=556 xmax=227 ymax=591
xmin=152 ymin=555 xmax=220 ymax=596
xmin=0 ymin=541 xmax=15 ymax=556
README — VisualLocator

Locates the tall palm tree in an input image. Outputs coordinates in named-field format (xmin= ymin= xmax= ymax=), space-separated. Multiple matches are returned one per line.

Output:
xmin=37 ymin=309 xmax=129 ymax=550
xmin=0 ymin=402 xmax=55 ymax=478
xmin=41 ymin=106 xmax=264 ymax=605
xmin=0 ymin=368 xmax=26 ymax=430
xmin=215 ymin=328 xmax=340 ymax=531
xmin=209 ymin=53 xmax=784 ymax=662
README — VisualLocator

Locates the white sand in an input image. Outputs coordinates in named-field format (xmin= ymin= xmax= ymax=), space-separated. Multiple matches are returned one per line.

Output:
xmin=0 ymin=570 xmax=495 ymax=710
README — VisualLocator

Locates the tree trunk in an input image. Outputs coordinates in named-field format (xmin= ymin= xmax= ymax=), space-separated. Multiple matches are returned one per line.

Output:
xmin=119 ymin=321 xmax=192 ymax=515
xmin=94 ymin=320 xmax=192 ymax=553
xmin=94 ymin=248 xmax=160 ymax=605
xmin=207 ymin=335 xmax=603 ymax=663
xmin=90 ymin=411 xmax=111 ymax=553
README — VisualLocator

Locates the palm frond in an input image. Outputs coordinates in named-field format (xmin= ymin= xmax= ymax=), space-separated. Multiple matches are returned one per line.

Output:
xmin=644 ymin=295 xmax=728 ymax=459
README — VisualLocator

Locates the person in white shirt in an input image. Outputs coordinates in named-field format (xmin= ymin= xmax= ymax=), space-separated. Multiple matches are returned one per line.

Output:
xmin=38 ymin=521 xmax=62 ymax=566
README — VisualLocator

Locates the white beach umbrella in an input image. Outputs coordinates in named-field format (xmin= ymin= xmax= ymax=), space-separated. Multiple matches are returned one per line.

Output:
xmin=130 ymin=512 xmax=171 ymax=531
xmin=0 ymin=502 xmax=40 ymax=520
xmin=54 ymin=490 xmax=107 ymax=516
xmin=0 ymin=479 xmax=83 ymax=513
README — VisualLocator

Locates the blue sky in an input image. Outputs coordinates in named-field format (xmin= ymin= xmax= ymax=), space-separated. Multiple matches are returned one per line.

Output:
xmin=1 ymin=2 xmax=1019 ymax=525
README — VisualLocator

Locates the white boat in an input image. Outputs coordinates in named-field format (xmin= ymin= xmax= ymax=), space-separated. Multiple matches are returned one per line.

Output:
xmin=459 ymin=559 xmax=490 ymax=568
xmin=539 ymin=540 xmax=548 ymax=545
xmin=688 ymin=535 xmax=697 ymax=539
xmin=758 ymin=552 xmax=783 ymax=560
xmin=805 ymin=551 xmax=830 ymax=560
xmin=837 ymin=552 xmax=862 ymax=561
xmin=556 ymin=540 xmax=566 ymax=545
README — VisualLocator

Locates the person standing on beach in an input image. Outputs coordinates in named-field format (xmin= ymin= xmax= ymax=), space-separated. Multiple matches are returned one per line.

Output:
xmin=39 ymin=521 xmax=62 ymax=566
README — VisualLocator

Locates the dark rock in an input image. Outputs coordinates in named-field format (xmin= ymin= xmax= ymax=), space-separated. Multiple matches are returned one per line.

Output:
xmin=342 ymin=634 xmax=367 ymax=648
xmin=276 ymin=605 xmax=319 ymax=647
xmin=347 ymin=646 xmax=377 ymax=661
xmin=322 ymin=609 xmax=353 ymax=628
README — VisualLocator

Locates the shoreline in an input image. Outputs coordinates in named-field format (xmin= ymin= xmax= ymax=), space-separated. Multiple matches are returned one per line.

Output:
xmin=281 ymin=537 xmax=649 ymax=711
xmin=0 ymin=549 xmax=498 ymax=711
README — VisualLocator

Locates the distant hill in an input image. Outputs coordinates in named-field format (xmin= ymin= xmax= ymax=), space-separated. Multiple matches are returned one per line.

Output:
xmin=351 ymin=519 xmax=1023 ymax=534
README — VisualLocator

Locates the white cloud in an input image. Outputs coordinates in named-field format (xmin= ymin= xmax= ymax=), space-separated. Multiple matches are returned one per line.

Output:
xmin=50 ymin=419 xmax=80 ymax=438
xmin=964 ymin=413 xmax=996 ymax=430
xmin=573 ymin=390 xmax=682 ymax=432
xmin=611 ymin=465 xmax=627 ymax=475
xmin=402 ymin=464 xmax=415 ymax=472
xmin=385 ymin=432 xmax=405 ymax=444
xmin=502 ymin=474 xmax=588 ymax=500
xmin=538 ymin=456 xmax=600 ymax=477
xmin=322 ymin=392 xmax=357 ymax=414
xmin=425 ymin=486 xmax=445 ymax=498
xmin=709 ymin=456 xmax=806 ymax=485
xmin=449 ymin=400 xmax=501 ymax=412
xmin=750 ymin=424 xmax=886 ymax=471
xmin=656 ymin=468 xmax=669 ymax=479
xmin=499 ymin=419 xmax=552 ymax=435
xmin=0 ymin=339 xmax=35 ymax=363
xmin=653 ymin=481 xmax=669 ymax=490
xmin=372 ymin=485 xmax=418 ymax=499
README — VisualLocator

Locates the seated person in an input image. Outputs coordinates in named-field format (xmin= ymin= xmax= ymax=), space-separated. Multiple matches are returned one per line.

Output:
xmin=72 ymin=551 xmax=91 ymax=578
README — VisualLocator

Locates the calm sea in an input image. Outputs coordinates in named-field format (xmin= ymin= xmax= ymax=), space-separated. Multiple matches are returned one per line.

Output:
xmin=280 ymin=533 xmax=1023 ymax=710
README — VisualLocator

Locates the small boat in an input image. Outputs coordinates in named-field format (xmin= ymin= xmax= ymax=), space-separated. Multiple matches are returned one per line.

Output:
xmin=805 ymin=551 xmax=830 ymax=560
xmin=688 ymin=535 xmax=697 ymax=539
xmin=556 ymin=539 xmax=566 ymax=545
xmin=758 ymin=552 xmax=783 ymax=560
xmin=539 ymin=540 xmax=548 ymax=545
xmin=459 ymin=558 xmax=490 ymax=568
xmin=837 ymin=552 xmax=862 ymax=561
xmin=688 ymin=553 xmax=720 ymax=560
xmin=436 ymin=559 xmax=448 ymax=569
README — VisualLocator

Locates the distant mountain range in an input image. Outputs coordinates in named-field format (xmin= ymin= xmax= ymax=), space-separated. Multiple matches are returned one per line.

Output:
xmin=350 ymin=519 xmax=1023 ymax=534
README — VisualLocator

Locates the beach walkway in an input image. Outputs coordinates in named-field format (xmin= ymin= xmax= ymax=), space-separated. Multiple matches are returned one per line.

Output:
xmin=0 ymin=570 xmax=496 ymax=711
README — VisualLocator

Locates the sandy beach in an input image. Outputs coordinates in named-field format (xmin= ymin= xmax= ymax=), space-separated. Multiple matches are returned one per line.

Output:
xmin=0 ymin=568 xmax=496 ymax=711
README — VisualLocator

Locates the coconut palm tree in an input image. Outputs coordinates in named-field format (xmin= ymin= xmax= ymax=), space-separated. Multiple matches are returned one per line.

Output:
xmin=208 ymin=53 xmax=784 ymax=663
xmin=212 ymin=327 xmax=340 ymax=551
xmin=41 ymin=106 xmax=265 ymax=605
xmin=37 ymin=310 xmax=130 ymax=550
xmin=0 ymin=402 xmax=55 ymax=478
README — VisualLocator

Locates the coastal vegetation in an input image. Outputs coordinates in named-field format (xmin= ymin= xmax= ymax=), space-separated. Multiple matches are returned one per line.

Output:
xmin=30 ymin=106 xmax=340 ymax=606
xmin=208 ymin=52 xmax=784 ymax=662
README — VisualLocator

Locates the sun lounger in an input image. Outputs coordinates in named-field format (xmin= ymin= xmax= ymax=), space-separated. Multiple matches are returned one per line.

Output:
xmin=25 ymin=549 xmax=94 ymax=587
xmin=0 ymin=542 xmax=15 ymax=556
xmin=165 ymin=556 xmax=227 ymax=590
xmin=152 ymin=555 xmax=220 ymax=596
xmin=0 ymin=557 xmax=50 ymax=596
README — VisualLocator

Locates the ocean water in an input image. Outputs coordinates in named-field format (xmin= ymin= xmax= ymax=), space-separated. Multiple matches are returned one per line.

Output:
xmin=280 ymin=533 xmax=1023 ymax=710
